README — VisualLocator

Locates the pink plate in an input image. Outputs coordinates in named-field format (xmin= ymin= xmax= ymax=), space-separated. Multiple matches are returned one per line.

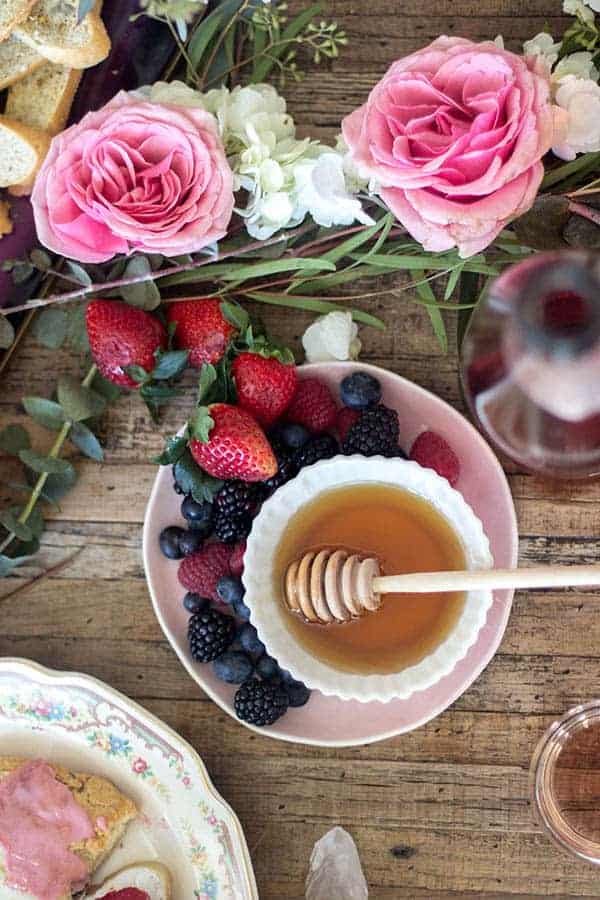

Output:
xmin=143 ymin=362 xmax=518 ymax=747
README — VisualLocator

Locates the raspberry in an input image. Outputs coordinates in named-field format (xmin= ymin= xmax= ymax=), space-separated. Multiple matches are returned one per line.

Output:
xmin=178 ymin=542 xmax=231 ymax=601
xmin=230 ymin=540 xmax=246 ymax=576
xmin=409 ymin=431 xmax=460 ymax=487
xmin=286 ymin=379 xmax=337 ymax=433
xmin=336 ymin=406 xmax=360 ymax=442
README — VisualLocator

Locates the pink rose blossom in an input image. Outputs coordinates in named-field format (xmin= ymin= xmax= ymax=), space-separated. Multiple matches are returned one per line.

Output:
xmin=342 ymin=37 xmax=565 ymax=258
xmin=32 ymin=91 xmax=234 ymax=263
xmin=132 ymin=757 xmax=148 ymax=774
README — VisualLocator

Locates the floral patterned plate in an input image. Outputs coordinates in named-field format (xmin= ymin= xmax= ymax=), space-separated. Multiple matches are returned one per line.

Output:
xmin=0 ymin=658 xmax=258 ymax=899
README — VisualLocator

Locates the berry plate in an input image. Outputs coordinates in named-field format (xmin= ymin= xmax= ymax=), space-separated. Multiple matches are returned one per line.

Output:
xmin=0 ymin=657 xmax=258 ymax=899
xmin=143 ymin=361 xmax=518 ymax=747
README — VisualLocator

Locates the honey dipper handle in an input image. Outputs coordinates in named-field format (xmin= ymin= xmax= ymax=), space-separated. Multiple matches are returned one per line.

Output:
xmin=372 ymin=565 xmax=600 ymax=594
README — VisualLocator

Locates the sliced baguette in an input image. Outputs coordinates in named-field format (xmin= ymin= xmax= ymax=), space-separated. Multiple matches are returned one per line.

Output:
xmin=0 ymin=33 xmax=45 ymax=91
xmin=6 ymin=62 xmax=83 ymax=135
xmin=0 ymin=0 xmax=37 ymax=42
xmin=0 ymin=757 xmax=138 ymax=900
xmin=13 ymin=0 xmax=110 ymax=69
xmin=0 ymin=116 xmax=51 ymax=190
xmin=0 ymin=201 xmax=13 ymax=236
xmin=84 ymin=861 xmax=172 ymax=899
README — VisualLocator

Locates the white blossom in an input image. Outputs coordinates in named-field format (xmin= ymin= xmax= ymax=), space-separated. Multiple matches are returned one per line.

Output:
xmin=523 ymin=32 xmax=561 ymax=70
xmin=552 ymin=75 xmax=600 ymax=159
xmin=563 ymin=0 xmax=595 ymax=22
xmin=294 ymin=152 xmax=375 ymax=229
xmin=553 ymin=50 xmax=599 ymax=82
xmin=302 ymin=312 xmax=361 ymax=363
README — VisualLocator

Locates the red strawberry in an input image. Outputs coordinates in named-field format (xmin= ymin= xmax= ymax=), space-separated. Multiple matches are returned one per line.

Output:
xmin=99 ymin=890 xmax=149 ymax=900
xmin=166 ymin=298 xmax=236 ymax=367
xmin=286 ymin=378 xmax=337 ymax=433
xmin=409 ymin=431 xmax=460 ymax=487
xmin=232 ymin=352 xmax=298 ymax=427
xmin=230 ymin=540 xmax=246 ymax=576
xmin=178 ymin=541 xmax=231 ymax=601
xmin=189 ymin=403 xmax=277 ymax=482
xmin=336 ymin=406 xmax=360 ymax=442
xmin=86 ymin=300 xmax=166 ymax=387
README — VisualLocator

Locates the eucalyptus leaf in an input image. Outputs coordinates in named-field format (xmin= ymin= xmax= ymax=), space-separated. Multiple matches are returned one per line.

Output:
xmin=32 ymin=308 xmax=69 ymax=349
xmin=26 ymin=504 xmax=45 ymax=539
xmin=66 ymin=260 xmax=93 ymax=287
xmin=120 ymin=256 xmax=161 ymax=309
xmin=0 ymin=424 xmax=30 ymax=456
xmin=57 ymin=375 xmax=106 ymax=422
xmin=19 ymin=450 xmax=75 ymax=477
xmin=0 ymin=554 xmax=31 ymax=577
xmin=92 ymin=373 xmax=121 ymax=403
xmin=152 ymin=349 xmax=189 ymax=380
xmin=0 ymin=316 xmax=15 ymax=349
xmin=126 ymin=365 xmax=150 ymax=385
xmin=36 ymin=467 xmax=78 ymax=502
xmin=70 ymin=422 xmax=104 ymax=461
xmin=66 ymin=303 xmax=90 ymax=353
xmin=0 ymin=509 xmax=32 ymax=543
xmin=173 ymin=449 xmax=223 ymax=503
xmin=22 ymin=397 xmax=65 ymax=431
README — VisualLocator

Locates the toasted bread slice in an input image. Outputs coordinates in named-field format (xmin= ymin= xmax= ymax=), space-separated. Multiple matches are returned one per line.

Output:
xmin=0 ymin=757 xmax=138 ymax=899
xmin=13 ymin=0 xmax=110 ymax=69
xmin=85 ymin=861 xmax=172 ymax=899
xmin=0 ymin=116 xmax=51 ymax=190
xmin=0 ymin=0 xmax=37 ymax=41
xmin=6 ymin=62 xmax=82 ymax=135
xmin=0 ymin=201 xmax=13 ymax=236
xmin=0 ymin=33 xmax=45 ymax=91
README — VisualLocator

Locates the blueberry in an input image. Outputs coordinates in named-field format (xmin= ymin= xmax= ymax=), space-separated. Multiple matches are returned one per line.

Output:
xmin=340 ymin=371 xmax=382 ymax=410
xmin=181 ymin=496 xmax=213 ymax=535
xmin=178 ymin=530 xmax=204 ymax=557
xmin=173 ymin=481 xmax=185 ymax=495
xmin=280 ymin=422 xmax=310 ymax=450
xmin=159 ymin=526 xmax=185 ymax=560
xmin=216 ymin=575 xmax=245 ymax=606
xmin=213 ymin=650 xmax=254 ymax=684
xmin=238 ymin=624 xmax=265 ymax=655
xmin=183 ymin=592 xmax=208 ymax=613
xmin=232 ymin=597 xmax=251 ymax=622
xmin=284 ymin=679 xmax=311 ymax=707
xmin=256 ymin=654 xmax=281 ymax=681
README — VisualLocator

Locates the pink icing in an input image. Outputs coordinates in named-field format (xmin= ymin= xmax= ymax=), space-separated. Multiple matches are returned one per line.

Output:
xmin=0 ymin=759 xmax=95 ymax=900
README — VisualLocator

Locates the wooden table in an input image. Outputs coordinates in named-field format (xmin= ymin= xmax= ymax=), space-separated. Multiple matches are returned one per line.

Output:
xmin=2 ymin=1 xmax=600 ymax=896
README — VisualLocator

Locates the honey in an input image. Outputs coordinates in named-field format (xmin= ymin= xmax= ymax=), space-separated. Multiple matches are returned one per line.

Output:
xmin=274 ymin=483 xmax=466 ymax=675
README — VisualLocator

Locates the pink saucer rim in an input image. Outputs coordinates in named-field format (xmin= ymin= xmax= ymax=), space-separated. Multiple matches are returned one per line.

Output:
xmin=143 ymin=361 xmax=518 ymax=747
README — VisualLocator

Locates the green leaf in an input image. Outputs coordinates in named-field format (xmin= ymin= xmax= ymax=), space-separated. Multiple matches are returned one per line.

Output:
xmin=66 ymin=260 xmax=93 ymax=286
xmin=22 ymin=397 xmax=65 ymax=431
xmin=414 ymin=272 xmax=448 ymax=353
xmin=173 ymin=449 xmax=223 ymax=503
xmin=253 ymin=2 xmax=324 ymax=81
xmin=354 ymin=252 xmax=497 ymax=276
xmin=443 ymin=264 xmax=465 ymax=303
xmin=29 ymin=249 xmax=52 ymax=270
xmin=120 ymin=257 xmax=161 ymax=310
xmin=37 ymin=467 xmax=77 ymax=502
xmin=57 ymin=375 xmax=106 ymax=422
xmin=197 ymin=363 xmax=217 ymax=403
xmin=153 ymin=434 xmax=188 ymax=466
xmin=70 ymin=422 xmax=104 ymax=461
xmin=0 ymin=553 xmax=31 ymax=577
xmin=92 ymin=373 xmax=121 ymax=404
xmin=322 ymin=219 xmax=384 ymax=265
xmin=293 ymin=264 xmax=382 ymax=296
xmin=188 ymin=0 xmax=241 ymax=68
xmin=125 ymin=365 xmax=149 ymax=385
xmin=151 ymin=349 xmax=189 ymax=380
xmin=0 ymin=424 xmax=30 ymax=456
xmin=542 ymin=152 xmax=600 ymax=190
xmin=222 ymin=257 xmax=336 ymax=282
xmin=0 ymin=316 xmax=15 ymax=349
xmin=0 ymin=509 xmax=32 ymax=542
xmin=26 ymin=504 xmax=45 ymax=539
xmin=220 ymin=300 xmax=250 ymax=332
xmin=31 ymin=308 xmax=69 ymax=349
xmin=66 ymin=303 xmax=90 ymax=353
xmin=19 ymin=450 xmax=75 ymax=477
xmin=246 ymin=292 xmax=386 ymax=330
xmin=189 ymin=405 xmax=214 ymax=443
xmin=457 ymin=271 xmax=483 ymax=350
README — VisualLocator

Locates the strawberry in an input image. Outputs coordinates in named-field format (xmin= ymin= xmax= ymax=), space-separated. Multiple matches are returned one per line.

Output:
xmin=86 ymin=300 xmax=166 ymax=387
xmin=232 ymin=352 xmax=298 ymax=427
xmin=99 ymin=890 xmax=149 ymax=900
xmin=166 ymin=298 xmax=236 ymax=367
xmin=189 ymin=403 xmax=277 ymax=482
xmin=336 ymin=406 xmax=360 ymax=442
xmin=286 ymin=378 xmax=337 ymax=433
xmin=409 ymin=431 xmax=460 ymax=487
xmin=230 ymin=539 xmax=246 ymax=576
xmin=178 ymin=541 xmax=231 ymax=602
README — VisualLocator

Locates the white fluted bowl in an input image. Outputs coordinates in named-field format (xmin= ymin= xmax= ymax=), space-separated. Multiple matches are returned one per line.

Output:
xmin=243 ymin=455 xmax=494 ymax=704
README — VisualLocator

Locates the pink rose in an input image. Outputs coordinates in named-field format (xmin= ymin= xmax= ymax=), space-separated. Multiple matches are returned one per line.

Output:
xmin=342 ymin=37 xmax=563 ymax=258
xmin=132 ymin=757 xmax=148 ymax=774
xmin=32 ymin=91 xmax=234 ymax=263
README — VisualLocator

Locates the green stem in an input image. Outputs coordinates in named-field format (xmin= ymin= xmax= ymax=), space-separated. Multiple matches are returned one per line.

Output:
xmin=0 ymin=363 xmax=97 ymax=558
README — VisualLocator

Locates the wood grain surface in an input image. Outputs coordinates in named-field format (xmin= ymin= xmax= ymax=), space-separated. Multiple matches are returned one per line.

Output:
xmin=0 ymin=2 xmax=596 ymax=897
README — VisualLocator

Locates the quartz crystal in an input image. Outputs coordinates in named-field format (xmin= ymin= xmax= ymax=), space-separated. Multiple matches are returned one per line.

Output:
xmin=305 ymin=826 xmax=368 ymax=899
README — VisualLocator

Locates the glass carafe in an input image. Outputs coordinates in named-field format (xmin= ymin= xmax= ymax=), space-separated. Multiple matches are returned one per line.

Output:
xmin=460 ymin=251 xmax=600 ymax=478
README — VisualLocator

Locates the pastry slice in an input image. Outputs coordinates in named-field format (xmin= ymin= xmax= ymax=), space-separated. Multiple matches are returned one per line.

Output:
xmin=84 ymin=862 xmax=172 ymax=899
xmin=13 ymin=0 xmax=110 ymax=69
xmin=0 ymin=116 xmax=51 ymax=191
xmin=0 ymin=33 xmax=45 ymax=91
xmin=0 ymin=0 xmax=37 ymax=42
xmin=6 ymin=62 xmax=83 ymax=135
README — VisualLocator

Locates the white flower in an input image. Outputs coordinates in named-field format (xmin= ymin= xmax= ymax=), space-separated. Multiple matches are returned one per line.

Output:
xmin=145 ymin=80 xmax=206 ymax=108
xmin=493 ymin=35 xmax=505 ymax=49
xmin=563 ymin=0 xmax=595 ymax=21
xmin=302 ymin=312 xmax=361 ymax=363
xmin=552 ymin=75 xmax=600 ymax=159
xmin=523 ymin=32 xmax=561 ymax=70
xmin=553 ymin=50 xmax=599 ymax=82
xmin=294 ymin=152 xmax=375 ymax=229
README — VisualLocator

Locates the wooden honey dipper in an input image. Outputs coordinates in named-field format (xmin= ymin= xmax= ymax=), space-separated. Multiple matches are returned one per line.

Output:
xmin=284 ymin=548 xmax=600 ymax=623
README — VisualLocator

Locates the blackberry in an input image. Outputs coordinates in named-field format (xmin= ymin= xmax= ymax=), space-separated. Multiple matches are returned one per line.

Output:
xmin=234 ymin=678 xmax=289 ymax=726
xmin=188 ymin=608 xmax=236 ymax=663
xmin=215 ymin=480 xmax=258 ymax=518
xmin=262 ymin=440 xmax=297 ymax=495
xmin=343 ymin=405 xmax=400 ymax=456
xmin=213 ymin=510 xmax=252 ymax=543
xmin=293 ymin=434 xmax=338 ymax=469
